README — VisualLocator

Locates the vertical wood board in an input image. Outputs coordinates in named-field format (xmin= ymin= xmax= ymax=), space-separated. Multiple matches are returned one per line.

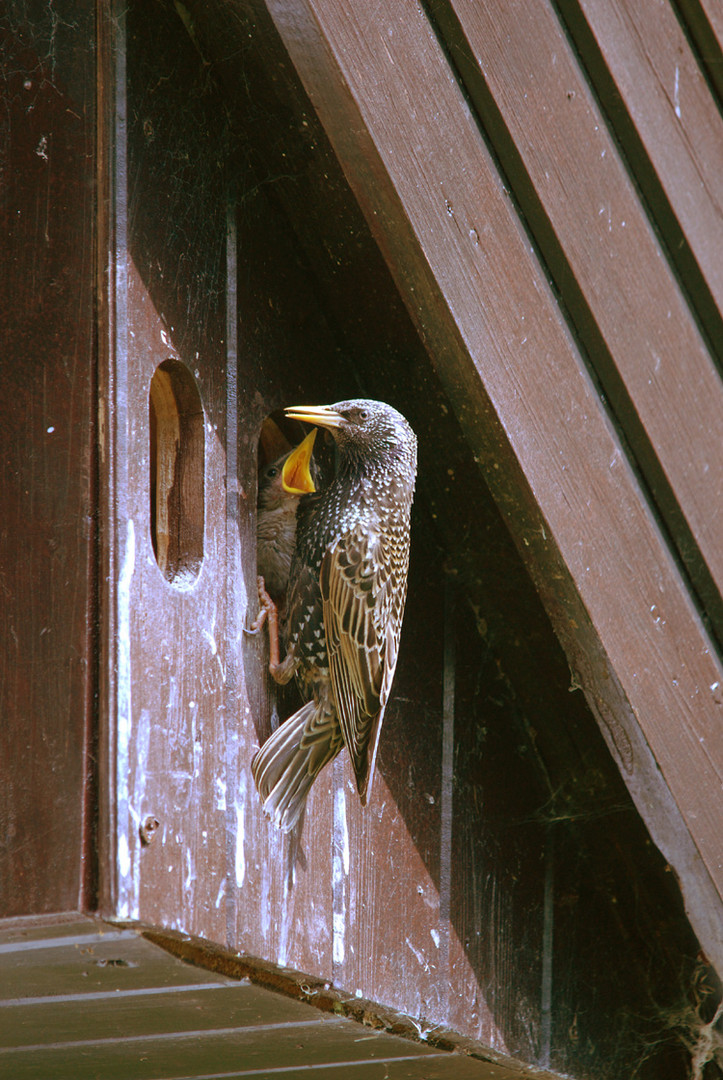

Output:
xmin=100 ymin=1 xmax=231 ymax=942
xmin=0 ymin=2 xmax=96 ymax=915
xmin=336 ymin=540 xmax=446 ymax=1019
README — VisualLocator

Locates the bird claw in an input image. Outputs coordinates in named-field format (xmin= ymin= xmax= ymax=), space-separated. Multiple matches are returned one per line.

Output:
xmin=247 ymin=576 xmax=282 ymax=674
xmin=245 ymin=577 xmax=272 ymax=634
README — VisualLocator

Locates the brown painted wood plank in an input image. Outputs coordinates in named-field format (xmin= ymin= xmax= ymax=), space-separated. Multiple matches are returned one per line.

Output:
xmin=675 ymin=2 xmax=723 ymax=109
xmin=0 ymin=1 xmax=96 ymax=917
xmin=99 ymin=0 xmax=233 ymax=934
xmin=0 ymin=920 xmax=540 ymax=1077
xmin=0 ymin=1022 xmax=459 ymax=1080
xmin=0 ymin=931 xmax=223 ymax=1002
xmin=335 ymin=532 xmax=447 ymax=1018
xmin=100 ymin=0 xmax=232 ymax=951
xmin=560 ymin=0 xmax=723 ymax=337
xmin=0 ymin=914 xmax=97 ymax=946
xmin=229 ymin=164 xmax=342 ymax=980
xmin=0 ymin=985 xmax=330 ymax=1047
xmin=257 ymin=0 xmax=723 ymax=976
xmin=100 ymin=0 xmax=341 ymax=980
xmin=584 ymin=0 xmax=723 ymax=294
xmin=437 ymin=0 xmax=723 ymax=628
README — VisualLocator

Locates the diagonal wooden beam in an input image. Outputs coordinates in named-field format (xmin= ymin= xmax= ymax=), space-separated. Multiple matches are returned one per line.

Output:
xmin=430 ymin=0 xmax=723 ymax=642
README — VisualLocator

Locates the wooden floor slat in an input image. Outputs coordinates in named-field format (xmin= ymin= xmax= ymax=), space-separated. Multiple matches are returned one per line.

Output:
xmin=0 ymin=913 xmax=112 ymax=945
xmin=0 ymin=916 xmax=541 ymax=1078
xmin=0 ymin=981 xmax=231 ymax=1008
xmin=0 ymin=928 xmax=138 ymax=955
xmin=0 ymin=928 xmax=232 ymax=1001
xmin=0 ymin=985 xmax=333 ymax=1047
xmin=174 ymin=1063 xmax=506 ymax=1080
xmin=0 ymin=1023 xmax=456 ymax=1080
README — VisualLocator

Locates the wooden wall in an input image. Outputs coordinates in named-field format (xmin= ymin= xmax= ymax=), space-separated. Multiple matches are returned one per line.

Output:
xmin=0 ymin=2 xmax=97 ymax=914
xmin=3 ymin=1 xmax=721 ymax=1078
xmin=97 ymin=3 xmax=721 ymax=1078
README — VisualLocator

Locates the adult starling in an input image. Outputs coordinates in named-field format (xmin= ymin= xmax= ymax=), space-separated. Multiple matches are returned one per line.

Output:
xmin=251 ymin=429 xmax=317 ymax=670
xmin=251 ymin=399 xmax=417 ymax=832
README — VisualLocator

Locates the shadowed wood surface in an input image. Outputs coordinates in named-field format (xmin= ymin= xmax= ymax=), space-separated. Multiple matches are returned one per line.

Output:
xmin=0 ymin=915 xmax=544 ymax=1079
xmin=0 ymin=0 xmax=97 ymax=915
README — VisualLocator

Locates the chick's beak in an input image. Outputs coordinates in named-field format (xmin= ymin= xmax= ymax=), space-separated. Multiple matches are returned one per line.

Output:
xmin=284 ymin=404 xmax=344 ymax=431
xmin=281 ymin=427 xmax=317 ymax=495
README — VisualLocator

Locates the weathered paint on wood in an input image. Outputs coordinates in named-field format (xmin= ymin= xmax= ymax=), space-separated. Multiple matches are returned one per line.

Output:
xmin=99 ymin=2 xmax=233 ymax=946
xmin=0 ymin=2 xmax=97 ymax=915
xmin=92 ymin=2 xmax=721 ymax=1078
xmin=98 ymin=0 xmax=348 ymax=979
xmin=3 ymin=0 xmax=715 ymax=1077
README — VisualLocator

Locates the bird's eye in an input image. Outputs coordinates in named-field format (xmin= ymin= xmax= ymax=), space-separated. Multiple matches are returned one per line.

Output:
xmin=266 ymin=466 xmax=278 ymax=479
xmin=359 ymin=409 xmax=369 ymax=421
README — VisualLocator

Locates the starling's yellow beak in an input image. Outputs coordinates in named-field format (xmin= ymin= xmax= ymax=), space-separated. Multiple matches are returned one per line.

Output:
xmin=281 ymin=427 xmax=317 ymax=495
xmin=284 ymin=404 xmax=344 ymax=430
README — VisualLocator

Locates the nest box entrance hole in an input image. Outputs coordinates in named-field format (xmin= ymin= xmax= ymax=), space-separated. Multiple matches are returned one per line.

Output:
xmin=149 ymin=359 xmax=205 ymax=587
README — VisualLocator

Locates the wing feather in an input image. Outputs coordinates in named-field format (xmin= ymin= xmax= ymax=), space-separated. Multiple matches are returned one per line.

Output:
xmin=320 ymin=525 xmax=406 ymax=800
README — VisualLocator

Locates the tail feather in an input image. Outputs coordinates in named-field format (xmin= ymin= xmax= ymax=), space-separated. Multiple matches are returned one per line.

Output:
xmin=251 ymin=700 xmax=342 ymax=832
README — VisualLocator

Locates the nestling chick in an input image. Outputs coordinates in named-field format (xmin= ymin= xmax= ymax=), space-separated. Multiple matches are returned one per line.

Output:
xmin=256 ymin=428 xmax=317 ymax=604
xmin=251 ymin=429 xmax=317 ymax=668
xmin=251 ymin=399 xmax=417 ymax=832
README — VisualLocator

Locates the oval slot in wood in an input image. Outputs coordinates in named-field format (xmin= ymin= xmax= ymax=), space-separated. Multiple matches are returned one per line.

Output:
xmin=149 ymin=359 xmax=205 ymax=587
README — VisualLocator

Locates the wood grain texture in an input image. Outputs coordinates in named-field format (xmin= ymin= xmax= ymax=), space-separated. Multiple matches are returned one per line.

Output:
xmin=434 ymin=0 xmax=723 ymax=636
xmin=4 ymin=1 xmax=711 ymax=1074
xmin=336 ymin=541 xmax=446 ymax=1019
xmin=676 ymin=0 xmax=723 ymax=103
xmin=561 ymin=0 xmax=723 ymax=320
xmin=0 ymin=3 xmax=96 ymax=916
xmin=97 ymin=1 xmax=231 ymax=943
xmin=258 ymin=0 xmax=723 ymax=974
xmin=1 ymin=918 xmax=506 ymax=1080
xmin=99 ymin=0 xmax=348 ymax=978
xmin=92 ymin=3 xmax=721 ymax=1075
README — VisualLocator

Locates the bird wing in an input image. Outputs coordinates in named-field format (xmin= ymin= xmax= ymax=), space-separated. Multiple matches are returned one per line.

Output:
xmin=320 ymin=525 xmax=403 ymax=802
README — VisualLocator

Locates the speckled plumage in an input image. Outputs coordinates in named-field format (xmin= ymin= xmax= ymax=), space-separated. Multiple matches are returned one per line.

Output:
xmin=251 ymin=399 xmax=417 ymax=832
